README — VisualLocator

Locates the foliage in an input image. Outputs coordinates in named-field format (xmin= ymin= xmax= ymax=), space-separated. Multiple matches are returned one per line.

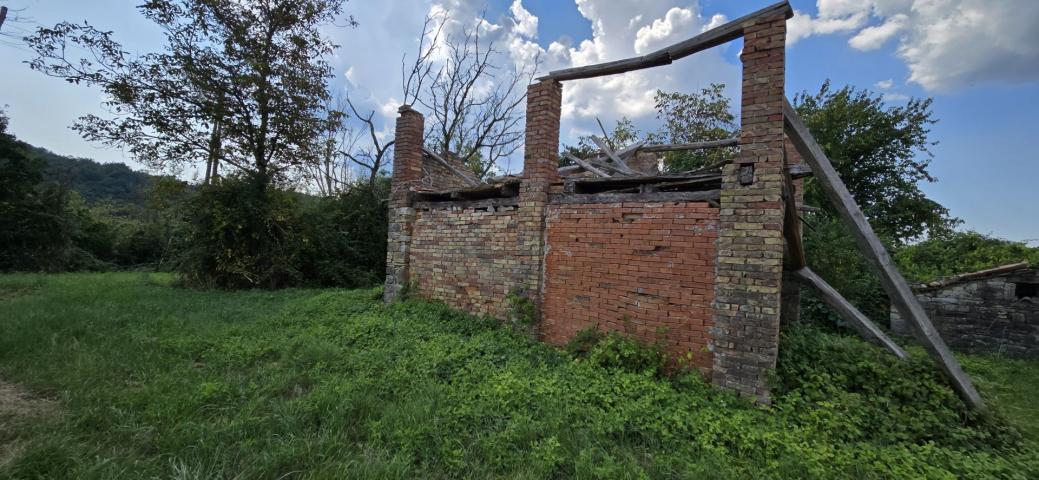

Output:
xmin=26 ymin=0 xmax=354 ymax=183
xmin=896 ymin=231 xmax=1039 ymax=283
xmin=581 ymin=331 xmax=668 ymax=378
xmin=564 ymin=84 xmax=737 ymax=172
xmin=296 ymin=177 xmax=389 ymax=288
xmin=172 ymin=175 xmax=387 ymax=289
xmin=794 ymin=81 xmax=957 ymax=243
xmin=32 ymin=145 xmax=157 ymax=206
xmin=649 ymin=84 xmax=739 ymax=171
xmin=0 ymin=273 xmax=1035 ymax=479
xmin=506 ymin=290 xmax=539 ymax=329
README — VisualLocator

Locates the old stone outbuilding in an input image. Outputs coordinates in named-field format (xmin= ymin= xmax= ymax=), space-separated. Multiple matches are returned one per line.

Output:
xmin=891 ymin=263 xmax=1039 ymax=358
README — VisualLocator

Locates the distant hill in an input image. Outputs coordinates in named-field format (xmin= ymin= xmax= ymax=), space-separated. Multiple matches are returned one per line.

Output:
xmin=28 ymin=146 xmax=159 ymax=206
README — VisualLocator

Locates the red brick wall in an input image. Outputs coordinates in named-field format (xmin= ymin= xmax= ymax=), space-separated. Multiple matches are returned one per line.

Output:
xmin=410 ymin=206 xmax=520 ymax=318
xmin=542 ymin=201 xmax=719 ymax=375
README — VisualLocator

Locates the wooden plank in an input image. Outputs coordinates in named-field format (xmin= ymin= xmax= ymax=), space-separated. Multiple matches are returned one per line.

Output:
xmin=783 ymin=98 xmax=985 ymax=410
xmin=640 ymin=137 xmax=739 ymax=153
xmin=663 ymin=0 xmax=793 ymax=61
xmin=551 ymin=189 xmax=720 ymax=205
xmin=563 ymin=152 xmax=611 ymax=178
xmin=792 ymin=268 xmax=910 ymax=360
xmin=414 ymin=197 xmax=519 ymax=211
xmin=591 ymin=137 xmax=638 ymax=175
xmin=787 ymin=163 xmax=813 ymax=179
xmin=782 ymin=174 xmax=806 ymax=270
xmin=539 ymin=50 xmax=671 ymax=82
xmin=422 ymin=147 xmax=480 ymax=187
xmin=540 ymin=1 xmax=793 ymax=81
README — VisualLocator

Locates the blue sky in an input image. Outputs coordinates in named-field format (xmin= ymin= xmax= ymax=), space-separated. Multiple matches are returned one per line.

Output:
xmin=0 ymin=0 xmax=1036 ymax=241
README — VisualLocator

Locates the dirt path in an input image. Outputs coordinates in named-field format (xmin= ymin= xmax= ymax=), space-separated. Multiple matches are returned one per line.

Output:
xmin=0 ymin=379 xmax=56 ymax=469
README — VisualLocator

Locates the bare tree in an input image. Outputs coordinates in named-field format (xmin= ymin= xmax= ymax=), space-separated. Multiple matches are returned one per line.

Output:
xmin=402 ymin=14 xmax=538 ymax=179
xmin=342 ymin=96 xmax=394 ymax=192
xmin=300 ymin=95 xmax=393 ymax=196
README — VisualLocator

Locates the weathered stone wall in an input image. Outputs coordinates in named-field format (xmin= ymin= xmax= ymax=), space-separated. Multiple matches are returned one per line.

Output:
xmin=892 ymin=274 xmax=1039 ymax=358
xmin=410 ymin=205 xmax=520 ymax=318
xmin=542 ymin=201 xmax=719 ymax=375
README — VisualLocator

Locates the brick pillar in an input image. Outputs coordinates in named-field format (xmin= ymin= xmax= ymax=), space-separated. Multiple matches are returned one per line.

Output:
xmin=711 ymin=16 xmax=788 ymax=403
xmin=513 ymin=80 xmax=562 ymax=312
xmin=384 ymin=105 xmax=425 ymax=302
xmin=780 ymin=137 xmax=804 ymax=324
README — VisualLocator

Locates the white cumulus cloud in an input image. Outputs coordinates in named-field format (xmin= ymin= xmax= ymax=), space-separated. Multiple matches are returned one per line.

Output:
xmin=633 ymin=7 xmax=695 ymax=54
xmin=788 ymin=0 xmax=1039 ymax=91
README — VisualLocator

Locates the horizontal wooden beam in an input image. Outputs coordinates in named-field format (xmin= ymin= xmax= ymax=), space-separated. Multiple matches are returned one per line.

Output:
xmin=539 ymin=1 xmax=792 ymax=81
xmin=792 ymin=268 xmax=909 ymax=360
xmin=551 ymin=189 xmax=720 ymax=205
xmin=639 ymin=137 xmax=739 ymax=153
xmin=783 ymin=97 xmax=985 ymax=410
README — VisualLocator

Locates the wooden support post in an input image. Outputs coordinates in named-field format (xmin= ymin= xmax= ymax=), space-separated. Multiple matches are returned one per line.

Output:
xmin=783 ymin=98 xmax=985 ymax=410
xmin=792 ymin=268 xmax=909 ymax=359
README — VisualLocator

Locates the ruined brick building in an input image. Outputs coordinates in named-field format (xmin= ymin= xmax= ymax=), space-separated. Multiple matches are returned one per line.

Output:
xmin=892 ymin=263 xmax=1039 ymax=358
xmin=382 ymin=1 xmax=987 ymax=408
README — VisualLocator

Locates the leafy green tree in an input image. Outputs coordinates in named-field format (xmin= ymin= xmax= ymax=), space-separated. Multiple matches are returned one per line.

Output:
xmin=564 ymin=84 xmax=737 ymax=172
xmin=649 ymin=84 xmax=738 ymax=171
xmin=0 ymin=109 xmax=78 ymax=271
xmin=27 ymin=0 xmax=354 ymax=185
xmin=794 ymin=82 xmax=956 ymax=243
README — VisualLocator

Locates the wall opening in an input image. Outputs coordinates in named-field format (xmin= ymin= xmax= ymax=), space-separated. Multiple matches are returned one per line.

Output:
xmin=1014 ymin=282 xmax=1039 ymax=300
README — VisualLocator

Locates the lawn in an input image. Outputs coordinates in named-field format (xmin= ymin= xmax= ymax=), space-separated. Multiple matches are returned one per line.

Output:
xmin=0 ymin=273 xmax=1036 ymax=479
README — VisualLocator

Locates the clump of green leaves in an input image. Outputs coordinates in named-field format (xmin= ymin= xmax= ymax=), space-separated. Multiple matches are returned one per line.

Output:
xmin=506 ymin=290 xmax=539 ymax=328
xmin=895 ymin=231 xmax=1039 ymax=283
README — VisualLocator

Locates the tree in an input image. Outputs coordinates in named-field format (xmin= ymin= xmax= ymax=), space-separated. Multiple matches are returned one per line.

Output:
xmin=26 ymin=0 xmax=354 ymax=186
xmin=649 ymin=84 xmax=738 ymax=172
xmin=793 ymin=81 xmax=956 ymax=243
xmin=566 ymin=84 xmax=737 ymax=172
xmin=0 ymin=108 xmax=76 ymax=271
xmin=402 ymin=14 xmax=537 ymax=179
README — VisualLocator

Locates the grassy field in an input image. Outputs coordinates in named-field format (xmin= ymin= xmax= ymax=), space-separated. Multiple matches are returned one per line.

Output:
xmin=0 ymin=273 xmax=1036 ymax=479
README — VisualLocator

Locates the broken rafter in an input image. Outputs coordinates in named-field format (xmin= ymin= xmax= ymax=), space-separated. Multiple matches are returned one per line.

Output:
xmin=539 ymin=1 xmax=793 ymax=81
xmin=563 ymin=152 xmax=611 ymax=178
xmin=783 ymin=97 xmax=985 ymax=410
xmin=422 ymin=147 xmax=480 ymax=187
xmin=591 ymin=137 xmax=638 ymax=175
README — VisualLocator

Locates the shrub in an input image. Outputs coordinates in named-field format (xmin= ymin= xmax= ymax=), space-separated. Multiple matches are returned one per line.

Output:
xmin=172 ymin=175 xmax=388 ymax=289
xmin=173 ymin=174 xmax=306 ymax=288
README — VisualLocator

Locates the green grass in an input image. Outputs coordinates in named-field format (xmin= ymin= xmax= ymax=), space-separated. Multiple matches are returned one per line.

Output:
xmin=0 ymin=272 xmax=1036 ymax=479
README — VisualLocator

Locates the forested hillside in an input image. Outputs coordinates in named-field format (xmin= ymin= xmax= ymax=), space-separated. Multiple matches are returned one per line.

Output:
xmin=29 ymin=146 xmax=157 ymax=206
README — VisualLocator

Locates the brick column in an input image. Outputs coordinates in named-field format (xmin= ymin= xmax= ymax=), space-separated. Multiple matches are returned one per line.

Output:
xmin=384 ymin=105 xmax=425 ymax=302
xmin=513 ymin=80 xmax=562 ymax=312
xmin=711 ymin=16 xmax=788 ymax=403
